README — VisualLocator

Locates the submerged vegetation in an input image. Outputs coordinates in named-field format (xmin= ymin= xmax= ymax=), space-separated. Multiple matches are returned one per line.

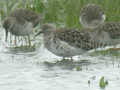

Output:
xmin=0 ymin=0 xmax=120 ymax=28
xmin=99 ymin=76 xmax=108 ymax=89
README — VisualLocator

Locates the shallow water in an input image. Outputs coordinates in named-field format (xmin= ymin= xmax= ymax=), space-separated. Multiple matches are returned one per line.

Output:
xmin=0 ymin=28 xmax=120 ymax=90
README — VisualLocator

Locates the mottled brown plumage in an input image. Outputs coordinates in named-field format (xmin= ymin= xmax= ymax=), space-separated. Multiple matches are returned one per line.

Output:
xmin=56 ymin=28 xmax=111 ymax=50
xmin=36 ymin=24 xmax=116 ymax=58
xmin=9 ymin=8 xmax=43 ymax=27
xmin=98 ymin=22 xmax=120 ymax=39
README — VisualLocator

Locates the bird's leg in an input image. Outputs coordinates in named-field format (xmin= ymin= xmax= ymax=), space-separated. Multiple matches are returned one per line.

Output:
xmin=9 ymin=33 xmax=12 ymax=46
xmin=63 ymin=57 xmax=65 ymax=60
xmin=24 ymin=36 xmax=28 ymax=46
xmin=70 ymin=57 xmax=73 ymax=63
xmin=18 ymin=36 xmax=22 ymax=46
xmin=17 ymin=36 xmax=20 ymax=46
xmin=20 ymin=37 xmax=24 ymax=47
xmin=28 ymin=35 xmax=31 ymax=47
xmin=18 ymin=36 xmax=20 ymax=42
xmin=14 ymin=36 xmax=17 ymax=47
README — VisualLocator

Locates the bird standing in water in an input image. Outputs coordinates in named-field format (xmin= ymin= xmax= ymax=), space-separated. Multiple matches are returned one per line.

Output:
xmin=35 ymin=24 xmax=118 ymax=61
xmin=3 ymin=8 xmax=44 ymax=47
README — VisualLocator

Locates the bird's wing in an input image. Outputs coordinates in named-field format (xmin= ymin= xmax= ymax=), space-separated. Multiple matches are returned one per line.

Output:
xmin=3 ymin=16 xmax=27 ymax=32
xmin=100 ymin=22 xmax=120 ymax=39
xmin=56 ymin=28 xmax=107 ymax=50
xmin=10 ymin=9 xmax=41 ymax=27
xmin=10 ymin=9 xmax=37 ymax=21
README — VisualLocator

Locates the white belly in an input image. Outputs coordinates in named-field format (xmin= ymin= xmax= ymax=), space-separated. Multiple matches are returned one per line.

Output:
xmin=44 ymin=36 xmax=86 ymax=57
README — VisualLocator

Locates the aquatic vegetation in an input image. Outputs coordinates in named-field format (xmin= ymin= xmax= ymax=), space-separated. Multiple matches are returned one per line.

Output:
xmin=88 ymin=80 xmax=90 ymax=85
xmin=7 ymin=45 xmax=36 ymax=53
xmin=89 ymin=48 xmax=120 ymax=57
xmin=76 ymin=66 xmax=82 ymax=71
xmin=99 ymin=76 xmax=108 ymax=89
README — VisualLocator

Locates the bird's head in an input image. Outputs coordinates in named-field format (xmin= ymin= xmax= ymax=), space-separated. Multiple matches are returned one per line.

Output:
xmin=35 ymin=24 xmax=55 ymax=36
xmin=80 ymin=4 xmax=106 ymax=28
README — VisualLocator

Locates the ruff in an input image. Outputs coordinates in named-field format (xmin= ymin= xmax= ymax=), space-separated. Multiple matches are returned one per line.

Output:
xmin=35 ymin=24 xmax=117 ymax=59
xmin=3 ymin=8 xmax=44 ymax=46
xmin=80 ymin=4 xmax=106 ymax=29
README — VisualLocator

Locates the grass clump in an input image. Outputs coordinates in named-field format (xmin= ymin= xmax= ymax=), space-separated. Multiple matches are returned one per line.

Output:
xmin=1 ymin=0 xmax=120 ymax=28
xmin=32 ymin=0 xmax=120 ymax=28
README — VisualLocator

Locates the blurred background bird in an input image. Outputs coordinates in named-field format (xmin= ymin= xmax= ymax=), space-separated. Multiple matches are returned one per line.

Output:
xmin=3 ymin=8 xmax=44 ymax=47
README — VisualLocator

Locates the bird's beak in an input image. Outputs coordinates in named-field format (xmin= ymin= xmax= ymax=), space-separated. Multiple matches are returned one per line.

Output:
xmin=5 ymin=30 xmax=8 ymax=42
xmin=35 ymin=30 xmax=43 ymax=37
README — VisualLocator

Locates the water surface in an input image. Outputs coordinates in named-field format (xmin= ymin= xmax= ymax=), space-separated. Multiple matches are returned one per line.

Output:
xmin=0 ymin=28 xmax=120 ymax=90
